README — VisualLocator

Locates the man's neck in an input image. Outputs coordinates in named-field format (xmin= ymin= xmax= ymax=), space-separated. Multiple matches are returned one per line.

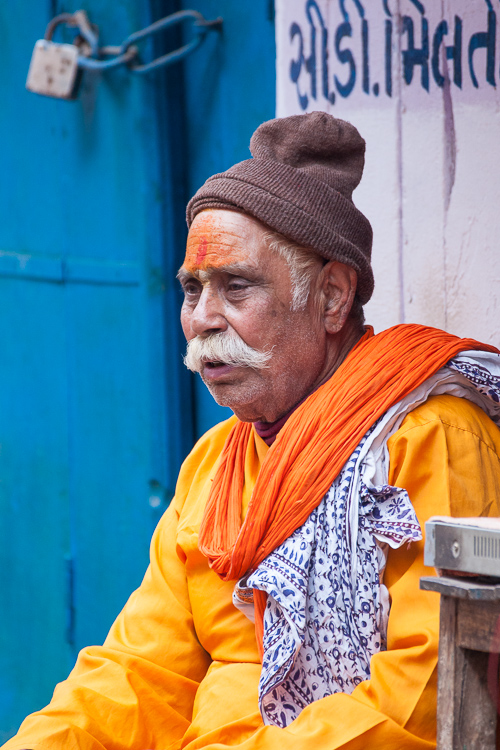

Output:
xmin=253 ymin=324 xmax=366 ymax=445
xmin=253 ymin=392 xmax=310 ymax=446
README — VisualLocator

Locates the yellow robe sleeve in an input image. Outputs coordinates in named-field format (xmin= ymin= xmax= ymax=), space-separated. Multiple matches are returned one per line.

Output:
xmin=180 ymin=394 xmax=500 ymax=750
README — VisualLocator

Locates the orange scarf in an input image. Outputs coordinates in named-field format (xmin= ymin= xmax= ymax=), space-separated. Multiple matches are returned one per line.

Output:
xmin=198 ymin=324 xmax=498 ymax=646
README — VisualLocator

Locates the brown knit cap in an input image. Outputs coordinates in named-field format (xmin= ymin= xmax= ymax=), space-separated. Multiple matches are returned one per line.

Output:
xmin=186 ymin=112 xmax=374 ymax=304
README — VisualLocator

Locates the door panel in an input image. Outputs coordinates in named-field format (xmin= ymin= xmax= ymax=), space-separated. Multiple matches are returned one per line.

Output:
xmin=0 ymin=279 xmax=71 ymax=739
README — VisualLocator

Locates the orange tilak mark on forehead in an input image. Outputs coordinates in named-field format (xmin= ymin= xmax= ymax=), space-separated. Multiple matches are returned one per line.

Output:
xmin=195 ymin=237 xmax=208 ymax=266
xmin=184 ymin=212 xmax=249 ymax=272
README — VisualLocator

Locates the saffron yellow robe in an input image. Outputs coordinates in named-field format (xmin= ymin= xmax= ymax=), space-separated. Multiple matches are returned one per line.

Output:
xmin=4 ymin=394 xmax=500 ymax=750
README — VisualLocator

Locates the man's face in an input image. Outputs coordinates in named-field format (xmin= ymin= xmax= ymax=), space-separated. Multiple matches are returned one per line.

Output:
xmin=179 ymin=209 xmax=327 ymax=423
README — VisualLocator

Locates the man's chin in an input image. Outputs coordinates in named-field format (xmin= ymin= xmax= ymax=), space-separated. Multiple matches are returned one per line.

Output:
xmin=203 ymin=379 xmax=245 ymax=404
xmin=202 ymin=376 xmax=264 ymax=420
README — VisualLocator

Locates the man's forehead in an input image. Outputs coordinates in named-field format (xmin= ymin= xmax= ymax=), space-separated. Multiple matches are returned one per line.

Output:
xmin=183 ymin=210 xmax=264 ymax=274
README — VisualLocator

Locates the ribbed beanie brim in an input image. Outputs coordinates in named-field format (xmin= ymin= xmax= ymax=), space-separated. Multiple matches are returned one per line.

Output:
xmin=187 ymin=113 xmax=374 ymax=304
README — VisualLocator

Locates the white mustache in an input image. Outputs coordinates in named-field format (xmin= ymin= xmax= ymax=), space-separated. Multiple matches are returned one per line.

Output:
xmin=183 ymin=332 xmax=272 ymax=373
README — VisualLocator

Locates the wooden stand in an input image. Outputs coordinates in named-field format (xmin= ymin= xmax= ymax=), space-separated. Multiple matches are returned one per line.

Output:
xmin=420 ymin=576 xmax=500 ymax=749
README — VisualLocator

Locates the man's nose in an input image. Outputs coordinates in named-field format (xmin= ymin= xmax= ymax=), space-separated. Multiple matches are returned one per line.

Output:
xmin=190 ymin=286 xmax=228 ymax=337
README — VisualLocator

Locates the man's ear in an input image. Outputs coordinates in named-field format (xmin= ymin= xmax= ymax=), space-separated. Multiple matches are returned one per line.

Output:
xmin=321 ymin=261 xmax=358 ymax=334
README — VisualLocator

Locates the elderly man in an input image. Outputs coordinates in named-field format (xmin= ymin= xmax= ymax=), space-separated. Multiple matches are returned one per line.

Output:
xmin=5 ymin=112 xmax=500 ymax=750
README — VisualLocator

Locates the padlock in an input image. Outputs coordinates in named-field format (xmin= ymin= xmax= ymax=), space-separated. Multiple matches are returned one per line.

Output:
xmin=26 ymin=39 xmax=81 ymax=99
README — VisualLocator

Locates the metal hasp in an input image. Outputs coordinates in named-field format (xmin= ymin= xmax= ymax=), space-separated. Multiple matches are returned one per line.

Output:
xmin=26 ymin=9 xmax=223 ymax=99
xmin=420 ymin=574 xmax=500 ymax=748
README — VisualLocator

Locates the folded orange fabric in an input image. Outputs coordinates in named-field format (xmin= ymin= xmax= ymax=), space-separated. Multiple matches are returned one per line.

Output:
xmin=198 ymin=324 xmax=498 ymax=639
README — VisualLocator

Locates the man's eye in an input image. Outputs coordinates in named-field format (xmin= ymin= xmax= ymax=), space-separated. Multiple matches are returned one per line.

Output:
xmin=227 ymin=280 xmax=249 ymax=293
xmin=183 ymin=282 xmax=200 ymax=297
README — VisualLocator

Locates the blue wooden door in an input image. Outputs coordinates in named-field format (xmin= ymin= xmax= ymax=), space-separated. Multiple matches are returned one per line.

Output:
xmin=0 ymin=0 xmax=275 ymax=741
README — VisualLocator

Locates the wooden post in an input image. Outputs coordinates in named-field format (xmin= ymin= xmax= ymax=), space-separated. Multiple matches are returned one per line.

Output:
xmin=420 ymin=576 xmax=500 ymax=750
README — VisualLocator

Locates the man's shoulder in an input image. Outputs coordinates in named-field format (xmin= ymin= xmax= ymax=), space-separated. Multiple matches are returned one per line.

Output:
xmin=394 ymin=393 xmax=500 ymax=449
xmin=388 ymin=394 xmax=500 ymax=519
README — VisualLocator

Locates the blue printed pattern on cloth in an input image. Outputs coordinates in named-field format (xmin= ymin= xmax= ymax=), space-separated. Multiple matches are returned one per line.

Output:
xmin=247 ymin=434 xmax=421 ymax=727
xmin=448 ymin=359 xmax=500 ymax=419
xmin=245 ymin=353 xmax=500 ymax=728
